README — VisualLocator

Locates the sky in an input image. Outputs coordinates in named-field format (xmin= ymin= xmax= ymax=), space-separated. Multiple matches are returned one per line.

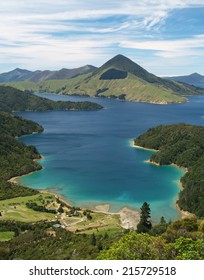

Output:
xmin=0 ymin=0 xmax=204 ymax=76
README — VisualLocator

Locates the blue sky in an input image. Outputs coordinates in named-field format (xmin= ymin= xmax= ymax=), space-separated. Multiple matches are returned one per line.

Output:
xmin=0 ymin=0 xmax=204 ymax=75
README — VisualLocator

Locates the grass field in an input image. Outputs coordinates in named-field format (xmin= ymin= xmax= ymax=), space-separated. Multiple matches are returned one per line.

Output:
xmin=1 ymin=69 xmax=188 ymax=104
xmin=0 ymin=193 xmax=56 ymax=222
xmin=0 ymin=231 xmax=15 ymax=242
xmin=61 ymin=210 xmax=121 ymax=235
xmin=0 ymin=192 xmax=122 ymax=235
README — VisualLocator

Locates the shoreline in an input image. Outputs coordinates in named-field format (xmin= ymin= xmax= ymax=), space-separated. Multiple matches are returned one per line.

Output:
xmin=8 ymin=164 xmax=141 ymax=230
xmin=175 ymin=181 xmax=195 ymax=219
xmin=132 ymin=142 xmax=194 ymax=219
xmin=7 ymin=139 xmax=194 ymax=231
xmin=8 ymin=155 xmax=44 ymax=185
xmin=130 ymin=140 xmax=158 ymax=152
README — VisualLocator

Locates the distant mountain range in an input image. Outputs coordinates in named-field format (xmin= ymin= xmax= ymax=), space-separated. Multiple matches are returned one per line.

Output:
xmin=0 ymin=65 xmax=97 ymax=83
xmin=166 ymin=73 xmax=204 ymax=86
xmin=1 ymin=55 xmax=204 ymax=104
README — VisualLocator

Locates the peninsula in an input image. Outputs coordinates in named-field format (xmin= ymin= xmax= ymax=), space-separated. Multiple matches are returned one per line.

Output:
xmin=134 ymin=124 xmax=204 ymax=218
xmin=0 ymin=85 xmax=103 ymax=112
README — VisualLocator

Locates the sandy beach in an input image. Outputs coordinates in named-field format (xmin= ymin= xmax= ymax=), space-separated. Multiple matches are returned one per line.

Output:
xmin=131 ymin=141 xmax=158 ymax=152
xmin=93 ymin=204 xmax=110 ymax=212
xmin=144 ymin=159 xmax=160 ymax=166
xmin=93 ymin=204 xmax=140 ymax=229
xmin=8 ymin=170 xmax=37 ymax=184
xmin=119 ymin=207 xmax=140 ymax=229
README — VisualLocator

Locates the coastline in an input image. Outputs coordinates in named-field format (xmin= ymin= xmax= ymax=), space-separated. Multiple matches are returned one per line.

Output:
xmin=132 ymin=141 xmax=194 ymax=219
xmin=8 ymin=160 xmax=140 ymax=230
xmin=7 ymin=139 xmax=194 ymax=230
xmin=8 ymin=171 xmax=37 ymax=185
xmin=175 ymin=181 xmax=195 ymax=219
xmin=92 ymin=204 xmax=140 ymax=229
xmin=8 ymin=155 xmax=44 ymax=185
xmin=131 ymin=140 xmax=158 ymax=152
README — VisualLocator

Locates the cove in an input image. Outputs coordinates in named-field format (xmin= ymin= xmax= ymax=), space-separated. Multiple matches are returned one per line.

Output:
xmin=16 ymin=94 xmax=204 ymax=223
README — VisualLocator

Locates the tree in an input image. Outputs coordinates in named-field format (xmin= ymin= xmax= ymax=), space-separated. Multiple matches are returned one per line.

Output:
xmin=172 ymin=237 xmax=204 ymax=260
xmin=150 ymin=216 xmax=168 ymax=236
xmin=90 ymin=233 xmax=96 ymax=246
xmin=97 ymin=232 xmax=170 ymax=260
xmin=137 ymin=202 xmax=152 ymax=233
xmin=160 ymin=216 xmax=166 ymax=224
xmin=57 ymin=204 xmax=64 ymax=214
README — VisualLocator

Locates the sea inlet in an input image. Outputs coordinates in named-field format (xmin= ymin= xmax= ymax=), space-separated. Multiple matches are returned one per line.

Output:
xmin=16 ymin=93 xmax=204 ymax=223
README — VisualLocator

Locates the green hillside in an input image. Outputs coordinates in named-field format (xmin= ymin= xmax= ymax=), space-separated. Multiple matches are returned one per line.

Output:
xmin=7 ymin=70 xmax=186 ymax=104
xmin=0 ymin=111 xmax=43 ymax=137
xmin=3 ymin=74 xmax=90 ymax=95
xmin=0 ymin=112 xmax=42 ymax=200
xmin=0 ymin=94 xmax=204 ymax=260
xmin=2 ymin=55 xmax=204 ymax=104
xmin=0 ymin=85 xmax=103 ymax=112
xmin=134 ymin=124 xmax=204 ymax=217
xmin=64 ymin=69 xmax=186 ymax=104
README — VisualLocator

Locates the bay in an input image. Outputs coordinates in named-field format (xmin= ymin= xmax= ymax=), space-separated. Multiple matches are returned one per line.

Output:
xmin=16 ymin=94 xmax=204 ymax=223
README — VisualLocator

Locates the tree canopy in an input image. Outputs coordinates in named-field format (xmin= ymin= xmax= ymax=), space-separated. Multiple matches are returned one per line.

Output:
xmin=134 ymin=124 xmax=204 ymax=218
xmin=137 ymin=202 xmax=152 ymax=233
xmin=0 ymin=85 xmax=103 ymax=112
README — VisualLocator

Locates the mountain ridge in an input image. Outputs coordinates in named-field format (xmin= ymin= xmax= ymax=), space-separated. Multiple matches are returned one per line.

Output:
xmin=166 ymin=72 xmax=204 ymax=85
xmin=1 ymin=54 xmax=204 ymax=104
xmin=61 ymin=54 xmax=204 ymax=104
xmin=0 ymin=65 xmax=97 ymax=83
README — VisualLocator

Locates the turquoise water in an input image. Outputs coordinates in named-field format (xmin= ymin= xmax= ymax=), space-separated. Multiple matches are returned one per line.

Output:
xmin=16 ymin=94 xmax=204 ymax=223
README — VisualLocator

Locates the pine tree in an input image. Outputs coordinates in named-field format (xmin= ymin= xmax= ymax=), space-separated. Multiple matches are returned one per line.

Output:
xmin=90 ymin=233 xmax=96 ymax=246
xmin=137 ymin=202 xmax=152 ymax=233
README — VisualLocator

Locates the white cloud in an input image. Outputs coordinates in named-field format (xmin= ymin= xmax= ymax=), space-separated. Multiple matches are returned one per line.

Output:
xmin=120 ymin=35 xmax=204 ymax=56
xmin=1 ymin=0 xmax=204 ymax=72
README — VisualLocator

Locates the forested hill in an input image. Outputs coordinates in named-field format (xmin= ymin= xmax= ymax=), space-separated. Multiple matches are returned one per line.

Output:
xmin=0 ymin=112 xmax=44 ymax=200
xmin=134 ymin=124 xmax=204 ymax=217
xmin=0 ymin=111 xmax=43 ymax=137
xmin=0 ymin=85 xmax=103 ymax=112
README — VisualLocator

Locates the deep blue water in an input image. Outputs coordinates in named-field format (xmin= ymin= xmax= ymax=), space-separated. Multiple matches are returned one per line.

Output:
xmin=16 ymin=94 xmax=204 ymax=223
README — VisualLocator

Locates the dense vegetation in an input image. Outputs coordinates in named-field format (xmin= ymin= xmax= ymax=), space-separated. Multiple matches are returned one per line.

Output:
xmin=99 ymin=68 xmax=127 ymax=80
xmin=0 ymin=112 xmax=42 ymax=199
xmin=0 ymin=84 xmax=203 ymax=260
xmin=0 ymin=85 xmax=103 ymax=112
xmin=134 ymin=124 xmax=204 ymax=217
xmin=0 ymin=219 xmax=124 ymax=260
xmin=0 ymin=111 xmax=43 ymax=137
xmin=98 ymin=218 xmax=204 ymax=260
xmin=0 ymin=217 xmax=203 ymax=259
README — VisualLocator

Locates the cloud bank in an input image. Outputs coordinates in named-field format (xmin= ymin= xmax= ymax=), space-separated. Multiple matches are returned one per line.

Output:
xmin=0 ymin=0 xmax=204 ymax=74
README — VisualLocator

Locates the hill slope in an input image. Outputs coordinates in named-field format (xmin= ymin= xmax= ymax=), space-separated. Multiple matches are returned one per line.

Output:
xmin=0 ymin=85 xmax=103 ymax=112
xmin=167 ymin=73 xmax=204 ymax=86
xmin=0 ymin=65 xmax=97 ymax=83
xmin=134 ymin=124 xmax=204 ymax=217
xmin=61 ymin=55 xmax=204 ymax=104
xmin=2 ymin=55 xmax=204 ymax=104
xmin=0 ymin=111 xmax=43 ymax=200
